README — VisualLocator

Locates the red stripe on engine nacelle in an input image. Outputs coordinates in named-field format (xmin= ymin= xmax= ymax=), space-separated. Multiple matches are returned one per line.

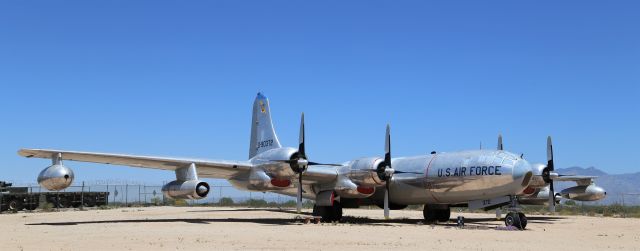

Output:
xmin=523 ymin=186 xmax=536 ymax=195
xmin=270 ymin=179 xmax=291 ymax=188
xmin=357 ymin=186 xmax=375 ymax=195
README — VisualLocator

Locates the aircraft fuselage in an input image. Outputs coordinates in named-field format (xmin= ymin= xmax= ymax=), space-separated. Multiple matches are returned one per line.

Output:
xmin=230 ymin=149 xmax=532 ymax=207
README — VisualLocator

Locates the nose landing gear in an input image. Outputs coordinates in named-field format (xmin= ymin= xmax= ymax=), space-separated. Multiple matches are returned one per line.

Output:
xmin=504 ymin=212 xmax=527 ymax=230
xmin=503 ymin=196 xmax=527 ymax=230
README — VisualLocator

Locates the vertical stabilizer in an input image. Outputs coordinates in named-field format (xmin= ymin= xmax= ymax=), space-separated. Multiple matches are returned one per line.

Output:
xmin=249 ymin=93 xmax=282 ymax=158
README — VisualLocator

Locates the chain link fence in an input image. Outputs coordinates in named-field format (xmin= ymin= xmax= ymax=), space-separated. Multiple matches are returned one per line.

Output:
xmin=0 ymin=183 xmax=302 ymax=211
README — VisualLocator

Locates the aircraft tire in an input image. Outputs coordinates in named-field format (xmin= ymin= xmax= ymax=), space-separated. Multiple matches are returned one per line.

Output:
xmin=518 ymin=212 xmax=527 ymax=229
xmin=505 ymin=212 xmax=524 ymax=230
xmin=332 ymin=201 xmax=343 ymax=221
xmin=313 ymin=202 xmax=342 ymax=222
xmin=437 ymin=207 xmax=451 ymax=222
xmin=423 ymin=205 xmax=438 ymax=222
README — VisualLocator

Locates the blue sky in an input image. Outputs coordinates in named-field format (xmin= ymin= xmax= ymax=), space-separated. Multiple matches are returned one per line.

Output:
xmin=1 ymin=1 xmax=638 ymax=185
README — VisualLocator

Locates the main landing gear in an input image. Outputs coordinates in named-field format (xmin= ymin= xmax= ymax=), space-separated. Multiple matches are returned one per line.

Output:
xmin=423 ymin=204 xmax=451 ymax=222
xmin=312 ymin=201 xmax=343 ymax=222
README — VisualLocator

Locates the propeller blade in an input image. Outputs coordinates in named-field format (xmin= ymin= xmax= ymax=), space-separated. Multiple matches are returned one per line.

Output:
xmin=383 ymin=124 xmax=392 ymax=220
xmin=547 ymin=136 xmax=556 ymax=212
xmin=307 ymin=162 xmax=342 ymax=166
xmin=296 ymin=173 xmax=303 ymax=213
xmin=299 ymin=113 xmax=306 ymax=158
xmin=549 ymin=181 xmax=556 ymax=212
xmin=271 ymin=160 xmax=341 ymax=166
xmin=384 ymin=180 xmax=390 ymax=219
xmin=546 ymin=136 xmax=554 ymax=171
xmin=385 ymin=124 xmax=391 ymax=166
xmin=394 ymin=170 xmax=423 ymax=175
xmin=497 ymin=134 xmax=503 ymax=150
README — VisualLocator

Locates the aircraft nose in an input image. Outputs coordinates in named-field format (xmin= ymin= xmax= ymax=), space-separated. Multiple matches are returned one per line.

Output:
xmin=513 ymin=158 xmax=533 ymax=186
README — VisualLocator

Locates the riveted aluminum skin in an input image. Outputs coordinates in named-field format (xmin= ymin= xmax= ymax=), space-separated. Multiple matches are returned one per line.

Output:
xmin=561 ymin=184 xmax=606 ymax=201
xmin=527 ymin=163 xmax=548 ymax=188
xmin=518 ymin=186 xmax=561 ymax=205
xmin=387 ymin=150 xmax=532 ymax=205
xmin=37 ymin=164 xmax=74 ymax=191
xmin=346 ymin=157 xmax=384 ymax=186
xmin=161 ymin=180 xmax=210 ymax=200
xmin=251 ymin=147 xmax=298 ymax=178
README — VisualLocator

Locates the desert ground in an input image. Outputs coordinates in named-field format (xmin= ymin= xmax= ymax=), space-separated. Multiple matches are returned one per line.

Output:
xmin=1 ymin=206 xmax=638 ymax=250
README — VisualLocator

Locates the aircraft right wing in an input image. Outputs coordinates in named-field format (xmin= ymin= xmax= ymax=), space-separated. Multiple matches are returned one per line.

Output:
xmin=551 ymin=174 xmax=597 ymax=186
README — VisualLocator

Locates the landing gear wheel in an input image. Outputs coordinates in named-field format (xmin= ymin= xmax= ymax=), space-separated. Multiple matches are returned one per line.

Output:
xmin=505 ymin=212 xmax=526 ymax=230
xmin=332 ymin=201 xmax=343 ymax=221
xmin=312 ymin=201 xmax=343 ymax=222
xmin=423 ymin=205 xmax=450 ymax=222
xmin=518 ymin=212 xmax=527 ymax=229
xmin=8 ymin=199 xmax=24 ymax=211
xmin=437 ymin=207 xmax=451 ymax=222
xmin=423 ymin=205 xmax=438 ymax=222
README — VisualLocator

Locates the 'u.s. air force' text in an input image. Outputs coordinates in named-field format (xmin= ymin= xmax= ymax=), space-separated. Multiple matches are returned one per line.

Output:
xmin=437 ymin=166 xmax=502 ymax=177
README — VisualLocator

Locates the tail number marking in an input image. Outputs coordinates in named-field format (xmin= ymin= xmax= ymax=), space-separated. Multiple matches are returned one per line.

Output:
xmin=257 ymin=139 xmax=274 ymax=149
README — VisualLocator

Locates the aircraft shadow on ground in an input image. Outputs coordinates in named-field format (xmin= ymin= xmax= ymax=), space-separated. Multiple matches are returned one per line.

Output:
xmin=25 ymin=208 xmax=567 ymax=227
xmin=26 ymin=218 xmax=300 ymax=226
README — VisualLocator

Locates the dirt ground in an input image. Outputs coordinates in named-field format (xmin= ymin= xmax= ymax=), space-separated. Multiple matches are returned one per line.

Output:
xmin=1 ymin=206 xmax=638 ymax=250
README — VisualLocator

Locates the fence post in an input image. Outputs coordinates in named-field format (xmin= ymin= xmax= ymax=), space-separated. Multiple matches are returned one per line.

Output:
xmin=81 ymin=181 xmax=85 ymax=210
xmin=125 ymin=184 xmax=128 ymax=207
xmin=106 ymin=184 xmax=109 ymax=205
xmin=621 ymin=193 xmax=626 ymax=218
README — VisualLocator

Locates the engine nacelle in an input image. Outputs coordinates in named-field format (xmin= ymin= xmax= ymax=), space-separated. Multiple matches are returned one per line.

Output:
xmin=162 ymin=180 xmax=210 ymax=200
xmin=345 ymin=157 xmax=384 ymax=186
xmin=517 ymin=187 xmax=561 ymax=205
xmin=526 ymin=163 xmax=548 ymax=188
xmin=560 ymin=184 xmax=606 ymax=201
xmin=254 ymin=147 xmax=298 ymax=177
xmin=334 ymin=176 xmax=377 ymax=199
xmin=38 ymin=164 xmax=74 ymax=191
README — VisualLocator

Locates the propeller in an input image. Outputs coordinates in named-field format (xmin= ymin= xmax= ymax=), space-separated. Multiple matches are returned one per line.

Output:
xmin=293 ymin=113 xmax=309 ymax=213
xmin=377 ymin=125 xmax=394 ymax=219
xmin=274 ymin=113 xmax=340 ymax=213
xmin=497 ymin=134 xmax=503 ymax=150
xmin=371 ymin=125 xmax=422 ymax=219
xmin=542 ymin=136 xmax=556 ymax=212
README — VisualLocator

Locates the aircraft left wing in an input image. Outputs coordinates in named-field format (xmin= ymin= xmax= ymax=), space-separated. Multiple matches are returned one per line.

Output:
xmin=18 ymin=148 xmax=252 ymax=179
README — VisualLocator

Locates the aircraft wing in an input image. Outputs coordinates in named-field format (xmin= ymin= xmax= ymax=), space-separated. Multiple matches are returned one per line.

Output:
xmin=18 ymin=148 xmax=252 ymax=179
xmin=551 ymin=174 xmax=597 ymax=186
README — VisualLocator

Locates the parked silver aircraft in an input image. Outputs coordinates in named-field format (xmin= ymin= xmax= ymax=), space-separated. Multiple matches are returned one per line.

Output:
xmin=19 ymin=93 xmax=606 ymax=229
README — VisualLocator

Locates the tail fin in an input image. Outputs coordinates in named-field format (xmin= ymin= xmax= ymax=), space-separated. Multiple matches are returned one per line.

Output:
xmin=249 ymin=93 xmax=282 ymax=159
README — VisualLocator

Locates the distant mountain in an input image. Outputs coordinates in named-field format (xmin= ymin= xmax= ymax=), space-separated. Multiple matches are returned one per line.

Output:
xmin=555 ymin=166 xmax=640 ymax=205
